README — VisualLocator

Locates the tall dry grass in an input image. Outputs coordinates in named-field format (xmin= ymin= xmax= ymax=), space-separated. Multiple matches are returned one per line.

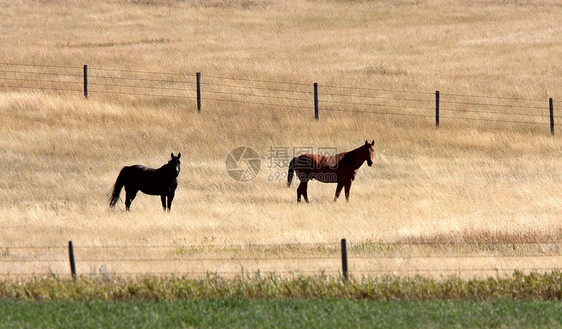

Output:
xmin=0 ymin=0 xmax=560 ymax=276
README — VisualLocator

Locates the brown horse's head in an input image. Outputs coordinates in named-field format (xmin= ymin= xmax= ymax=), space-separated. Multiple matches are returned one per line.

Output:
xmin=364 ymin=140 xmax=374 ymax=166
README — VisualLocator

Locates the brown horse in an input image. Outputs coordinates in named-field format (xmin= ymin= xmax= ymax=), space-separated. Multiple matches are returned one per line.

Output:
xmin=287 ymin=141 xmax=374 ymax=203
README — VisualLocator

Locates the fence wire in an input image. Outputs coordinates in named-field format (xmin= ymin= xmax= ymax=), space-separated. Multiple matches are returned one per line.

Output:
xmin=0 ymin=62 xmax=557 ymax=131
xmin=2 ymin=241 xmax=561 ymax=278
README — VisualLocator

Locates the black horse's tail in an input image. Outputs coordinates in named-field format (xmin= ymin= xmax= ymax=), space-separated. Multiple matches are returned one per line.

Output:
xmin=287 ymin=157 xmax=296 ymax=187
xmin=109 ymin=168 xmax=126 ymax=208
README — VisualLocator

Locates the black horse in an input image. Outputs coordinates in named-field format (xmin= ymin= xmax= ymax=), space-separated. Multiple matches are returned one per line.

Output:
xmin=109 ymin=153 xmax=181 ymax=212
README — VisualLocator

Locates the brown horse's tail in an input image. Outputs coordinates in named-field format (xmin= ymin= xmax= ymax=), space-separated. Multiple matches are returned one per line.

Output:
xmin=109 ymin=168 xmax=126 ymax=208
xmin=287 ymin=157 xmax=296 ymax=187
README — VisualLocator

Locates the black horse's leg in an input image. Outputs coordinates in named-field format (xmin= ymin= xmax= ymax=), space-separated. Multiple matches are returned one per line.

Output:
xmin=344 ymin=181 xmax=352 ymax=202
xmin=166 ymin=192 xmax=175 ymax=212
xmin=160 ymin=195 xmax=167 ymax=211
xmin=125 ymin=189 xmax=138 ymax=211
xmin=334 ymin=182 xmax=344 ymax=202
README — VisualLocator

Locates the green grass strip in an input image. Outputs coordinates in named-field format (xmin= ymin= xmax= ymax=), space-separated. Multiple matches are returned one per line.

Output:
xmin=1 ymin=299 xmax=562 ymax=328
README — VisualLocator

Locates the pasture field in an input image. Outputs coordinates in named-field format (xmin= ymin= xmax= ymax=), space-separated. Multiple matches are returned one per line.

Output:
xmin=0 ymin=0 xmax=561 ymax=278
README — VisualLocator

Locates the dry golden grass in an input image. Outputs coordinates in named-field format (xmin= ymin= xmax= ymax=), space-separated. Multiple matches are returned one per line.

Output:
xmin=0 ymin=0 xmax=560 ymax=277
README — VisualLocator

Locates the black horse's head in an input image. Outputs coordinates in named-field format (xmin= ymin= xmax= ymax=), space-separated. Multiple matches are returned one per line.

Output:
xmin=168 ymin=153 xmax=181 ymax=177
xmin=364 ymin=140 xmax=374 ymax=166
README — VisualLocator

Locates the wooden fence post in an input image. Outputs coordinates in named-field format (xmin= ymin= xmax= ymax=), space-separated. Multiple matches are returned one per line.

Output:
xmin=549 ymin=98 xmax=554 ymax=136
xmin=314 ymin=83 xmax=319 ymax=120
xmin=435 ymin=90 xmax=440 ymax=127
xmin=196 ymin=72 xmax=202 ymax=113
xmin=341 ymin=238 xmax=349 ymax=280
xmin=83 ymin=65 xmax=88 ymax=99
xmin=68 ymin=240 xmax=77 ymax=280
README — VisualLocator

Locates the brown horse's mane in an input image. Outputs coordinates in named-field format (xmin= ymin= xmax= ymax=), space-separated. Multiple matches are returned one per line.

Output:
xmin=339 ymin=143 xmax=368 ymax=168
xmin=298 ymin=143 xmax=369 ymax=170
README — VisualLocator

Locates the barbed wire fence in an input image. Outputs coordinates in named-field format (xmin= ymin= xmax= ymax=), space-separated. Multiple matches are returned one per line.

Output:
xmin=1 ymin=239 xmax=561 ymax=279
xmin=0 ymin=62 xmax=557 ymax=135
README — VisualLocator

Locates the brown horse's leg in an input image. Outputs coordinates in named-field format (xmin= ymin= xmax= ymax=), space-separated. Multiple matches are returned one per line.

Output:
xmin=302 ymin=182 xmax=310 ymax=203
xmin=344 ymin=181 xmax=352 ymax=202
xmin=334 ymin=182 xmax=344 ymax=202
xmin=297 ymin=181 xmax=309 ymax=203
xmin=160 ymin=195 xmax=167 ymax=211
